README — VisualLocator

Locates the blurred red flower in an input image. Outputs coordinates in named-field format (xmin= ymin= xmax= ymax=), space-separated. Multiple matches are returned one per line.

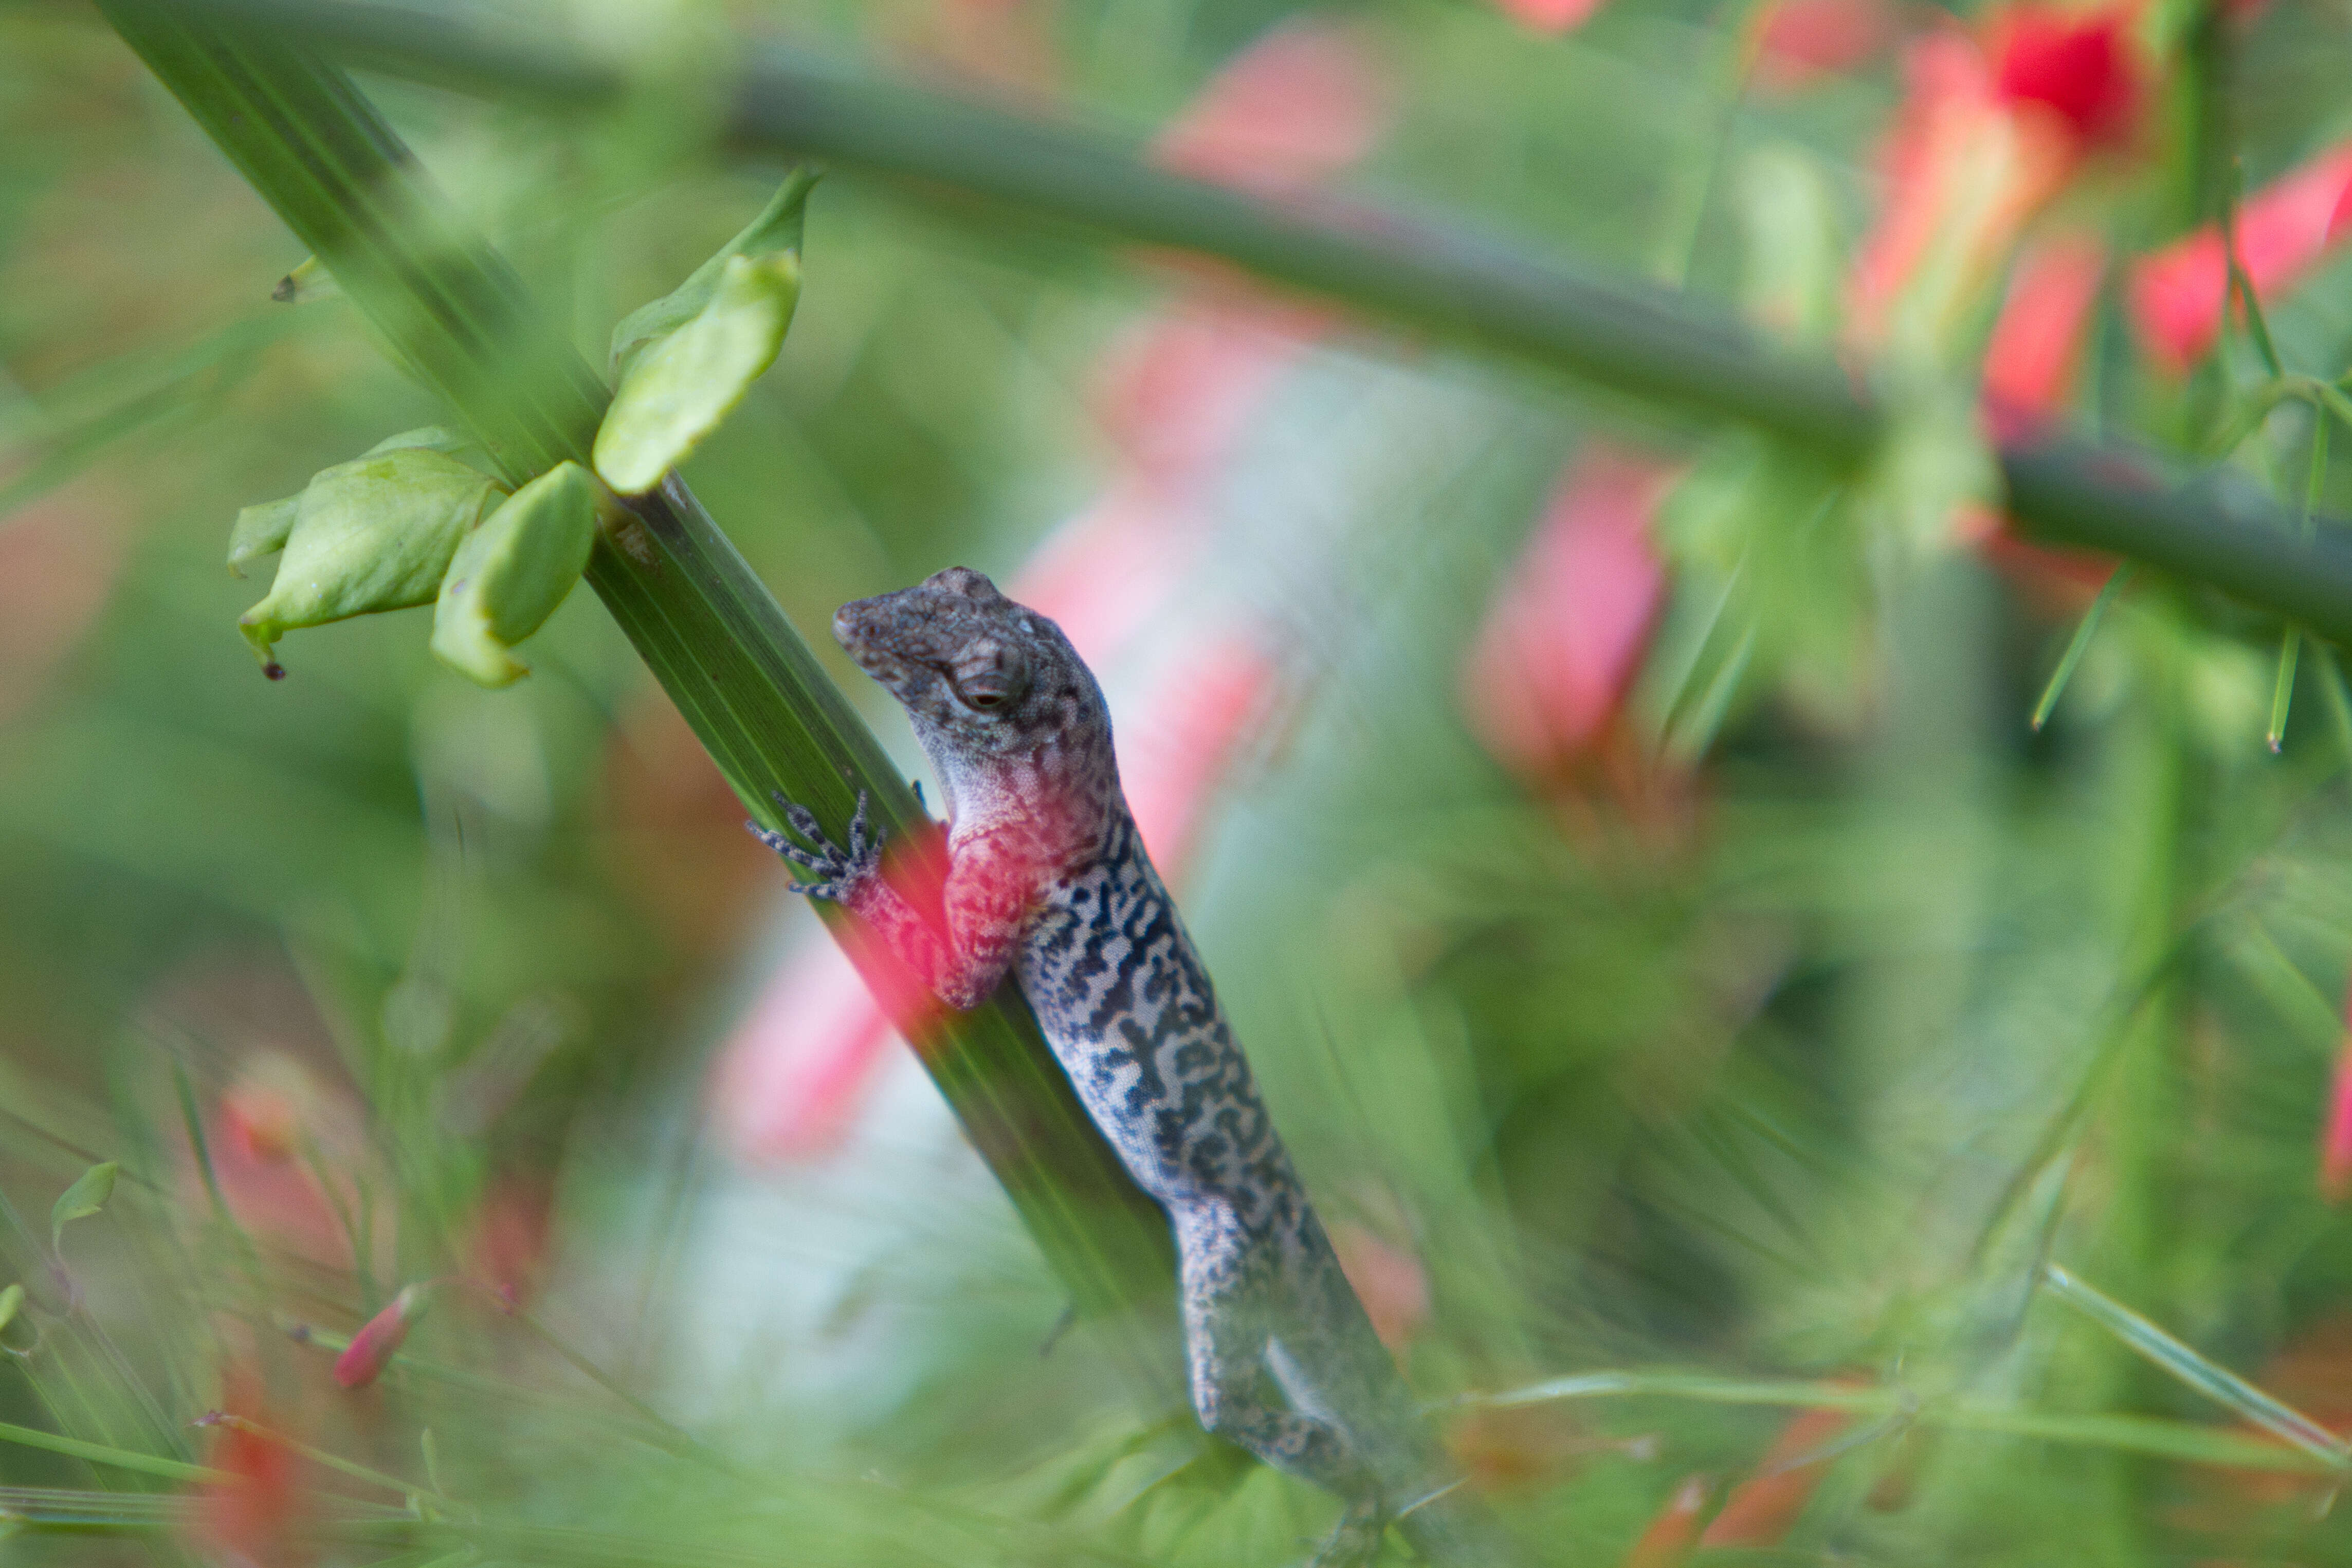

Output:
xmin=1619 ymin=1474 xmax=1712 ymax=1568
xmin=1152 ymin=23 xmax=1387 ymax=197
xmin=0 ymin=478 xmax=131 ymax=726
xmin=218 ymin=1078 xmax=301 ymax=1165
xmin=465 ymin=1176 xmax=556 ymax=1304
xmin=1487 ymin=0 xmax=1612 ymax=36
xmin=1116 ymin=636 xmax=1277 ymax=872
xmin=195 ymin=1058 xmax=364 ymax=1271
xmin=1463 ymin=446 xmax=1674 ymax=778
xmin=1983 ymin=229 xmax=2108 ymax=435
xmin=1327 ymin=1221 xmax=1431 ymax=1353
xmin=1089 ymin=298 xmax=1330 ymax=497
xmin=1990 ymin=6 xmax=2142 ymax=153
xmin=1850 ymin=9 xmax=2143 ymax=350
xmin=1970 ymin=230 xmax=2127 ymax=608
xmin=2129 ymin=142 xmax=2352 ymax=373
xmin=1750 ymin=0 xmax=1895 ymax=93
xmin=2320 ymin=992 xmax=2352 ymax=1202
xmin=710 ymin=940 xmax=895 ymax=1162
xmin=191 ymin=1374 xmax=308 ymax=1568
xmin=1444 ymin=1401 xmax=1611 ymax=1494
xmin=1696 ymin=1404 xmax=1853 ymax=1546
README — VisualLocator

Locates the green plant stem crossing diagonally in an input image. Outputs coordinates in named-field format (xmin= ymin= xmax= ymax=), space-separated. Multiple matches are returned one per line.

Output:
xmin=93 ymin=0 xmax=1188 ymax=1414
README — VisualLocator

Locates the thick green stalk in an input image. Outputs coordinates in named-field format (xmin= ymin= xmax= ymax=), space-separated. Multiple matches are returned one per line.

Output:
xmin=107 ymin=0 xmax=2352 ymax=647
xmin=95 ymin=0 xmax=1182 ymax=1405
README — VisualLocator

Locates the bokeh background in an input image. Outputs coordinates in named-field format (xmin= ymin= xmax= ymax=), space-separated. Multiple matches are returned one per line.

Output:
xmin=9 ymin=0 xmax=2352 ymax=1561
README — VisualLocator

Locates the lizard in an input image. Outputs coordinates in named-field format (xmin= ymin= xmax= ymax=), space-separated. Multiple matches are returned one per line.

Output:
xmin=746 ymin=567 xmax=1505 ymax=1566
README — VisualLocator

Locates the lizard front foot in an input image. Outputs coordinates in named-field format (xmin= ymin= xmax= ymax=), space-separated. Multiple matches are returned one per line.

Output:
xmin=1304 ymin=1497 xmax=1388 ymax=1568
xmin=748 ymin=789 xmax=882 ymax=901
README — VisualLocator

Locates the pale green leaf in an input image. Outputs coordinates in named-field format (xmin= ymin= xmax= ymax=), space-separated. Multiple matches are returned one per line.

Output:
xmin=49 ymin=1161 xmax=117 ymax=1251
xmin=1734 ymin=144 xmax=1842 ymax=342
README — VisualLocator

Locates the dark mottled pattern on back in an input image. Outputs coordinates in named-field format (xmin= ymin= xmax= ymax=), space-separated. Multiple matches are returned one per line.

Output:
xmin=751 ymin=568 xmax=1503 ymax=1567
xmin=1024 ymin=810 xmax=1286 ymax=1207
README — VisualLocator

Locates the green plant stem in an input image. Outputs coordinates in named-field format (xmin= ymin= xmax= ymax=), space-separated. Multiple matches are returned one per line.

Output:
xmin=2033 ymin=566 xmax=2135 ymax=732
xmin=0 ymin=1420 xmax=223 ymax=1485
xmin=197 ymin=1412 xmax=460 ymax=1507
xmin=2269 ymin=629 xmax=2300 ymax=750
xmin=2220 ymin=160 xmax=2286 ymax=382
xmin=111 ymin=0 xmax=2352 ymax=647
xmin=1467 ymin=1370 xmax=2342 ymax=1474
xmin=491 ymin=1296 xmax=738 ymax=1473
xmin=96 ymin=0 xmax=1182 ymax=1412
xmin=2043 ymin=1264 xmax=2351 ymax=1468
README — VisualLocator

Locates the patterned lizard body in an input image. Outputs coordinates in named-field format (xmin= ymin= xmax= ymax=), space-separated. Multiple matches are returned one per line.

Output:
xmin=750 ymin=568 xmax=1501 ymax=1565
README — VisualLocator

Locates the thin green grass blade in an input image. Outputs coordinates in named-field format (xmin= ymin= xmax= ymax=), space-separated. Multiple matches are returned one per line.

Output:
xmin=1666 ymin=621 xmax=1756 ymax=763
xmin=2270 ymin=629 xmax=2301 ymax=751
xmin=0 ymin=1487 xmax=190 ymax=1531
xmin=2225 ymin=915 xmax=2344 ymax=1052
xmin=196 ymin=1413 xmax=454 ymax=1507
xmin=2305 ymin=407 xmax=2331 ymax=536
xmin=2042 ymin=1264 xmax=2351 ymax=1469
xmin=0 ymin=1421 xmax=222 ymax=1485
xmin=2032 ymin=565 xmax=2134 ymax=732
xmin=2221 ymin=162 xmax=2287 ymax=382
xmin=0 ymin=313 xmax=307 ymax=520
xmin=2320 ymin=647 xmax=2352 ymax=770
xmin=2311 ymin=380 xmax=2352 ymax=434
xmin=1467 ymin=1369 xmax=2344 ymax=1472
xmin=2271 ymin=410 xmax=2332 ymax=750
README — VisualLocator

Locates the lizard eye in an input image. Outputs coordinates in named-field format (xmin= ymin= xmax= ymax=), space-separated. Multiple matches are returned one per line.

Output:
xmin=953 ymin=641 xmax=1028 ymax=712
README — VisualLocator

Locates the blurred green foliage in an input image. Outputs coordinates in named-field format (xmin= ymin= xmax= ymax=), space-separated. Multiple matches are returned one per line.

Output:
xmin=11 ymin=0 xmax=2352 ymax=1564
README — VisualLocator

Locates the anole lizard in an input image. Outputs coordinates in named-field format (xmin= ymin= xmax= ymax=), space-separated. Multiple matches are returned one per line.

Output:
xmin=749 ymin=568 xmax=1505 ymax=1565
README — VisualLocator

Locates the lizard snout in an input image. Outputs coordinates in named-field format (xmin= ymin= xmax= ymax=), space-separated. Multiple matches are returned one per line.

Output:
xmin=832 ymin=595 xmax=914 ymax=682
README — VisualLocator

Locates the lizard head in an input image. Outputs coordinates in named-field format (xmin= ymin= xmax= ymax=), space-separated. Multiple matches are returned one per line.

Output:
xmin=833 ymin=567 xmax=1106 ymax=768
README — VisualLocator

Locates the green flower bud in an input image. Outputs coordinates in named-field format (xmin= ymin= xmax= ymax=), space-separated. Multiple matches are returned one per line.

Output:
xmin=608 ymin=169 xmax=815 ymax=379
xmin=594 ymin=251 xmax=799 ymax=496
xmin=226 ymin=433 xmax=491 ymax=583
xmin=239 ymin=448 xmax=503 ymax=678
xmin=594 ymin=170 xmax=813 ymax=496
xmin=364 ymin=426 xmax=462 ymax=456
xmin=228 ymin=434 xmax=489 ymax=581
xmin=430 ymin=461 xmax=598 ymax=688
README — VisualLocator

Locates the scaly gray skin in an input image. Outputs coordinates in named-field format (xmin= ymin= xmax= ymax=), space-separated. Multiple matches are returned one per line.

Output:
xmin=749 ymin=568 xmax=1501 ymax=1566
